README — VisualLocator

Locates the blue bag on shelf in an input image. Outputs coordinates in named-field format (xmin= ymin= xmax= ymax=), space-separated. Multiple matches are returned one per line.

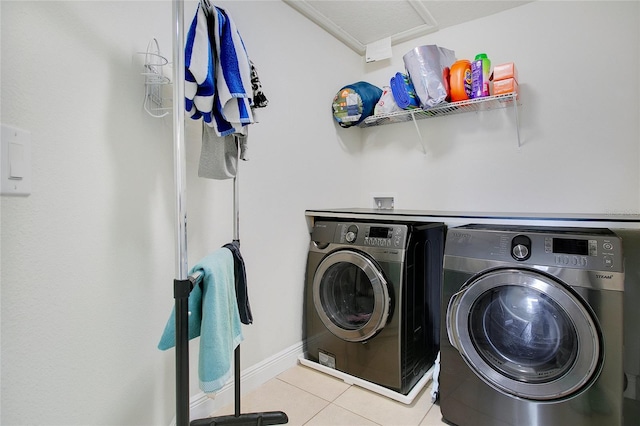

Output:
xmin=332 ymin=81 xmax=383 ymax=128
xmin=390 ymin=72 xmax=420 ymax=109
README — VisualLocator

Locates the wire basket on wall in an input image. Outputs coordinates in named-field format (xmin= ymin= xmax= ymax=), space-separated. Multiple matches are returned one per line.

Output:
xmin=140 ymin=39 xmax=172 ymax=118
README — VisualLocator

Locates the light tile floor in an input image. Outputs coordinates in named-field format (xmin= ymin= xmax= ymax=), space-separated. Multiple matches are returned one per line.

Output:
xmin=209 ymin=363 xmax=448 ymax=426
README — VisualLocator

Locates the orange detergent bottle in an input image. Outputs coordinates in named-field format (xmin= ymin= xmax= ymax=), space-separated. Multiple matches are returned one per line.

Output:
xmin=449 ymin=59 xmax=472 ymax=102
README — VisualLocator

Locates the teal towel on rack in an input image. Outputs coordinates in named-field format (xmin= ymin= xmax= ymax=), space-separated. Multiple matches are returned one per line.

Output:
xmin=158 ymin=248 xmax=244 ymax=393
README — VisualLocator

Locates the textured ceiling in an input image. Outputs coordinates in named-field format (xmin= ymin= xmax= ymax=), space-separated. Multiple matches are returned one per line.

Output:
xmin=283 ymin=1 xmax=533 ymax=55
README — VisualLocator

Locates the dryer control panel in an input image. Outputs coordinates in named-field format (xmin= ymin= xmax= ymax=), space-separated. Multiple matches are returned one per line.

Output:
xmin=311 ymin=221 xmax=409 ymax=249
xmin=338 ymin=222 xmax=408 ymax=249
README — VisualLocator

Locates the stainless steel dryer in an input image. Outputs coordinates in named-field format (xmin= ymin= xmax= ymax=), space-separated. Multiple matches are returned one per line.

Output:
xmin=440 ymin=225 xmax=624 ymax=425
xmin=304 ymin=220 xmax=445 ymax=394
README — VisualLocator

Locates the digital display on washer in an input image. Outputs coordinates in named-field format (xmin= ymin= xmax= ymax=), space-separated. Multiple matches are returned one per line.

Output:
xmin=553 ymin=238 xmax=589 ymax=255
xmin=369 ymin=227 xmax=392 ymax=238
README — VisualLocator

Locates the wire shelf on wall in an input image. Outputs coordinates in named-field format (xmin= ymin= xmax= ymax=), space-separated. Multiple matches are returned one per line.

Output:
xmin=140 ymin=39 xmax=172 ymax=118
xmin=358 ymin=93 xmax=518 ymax=128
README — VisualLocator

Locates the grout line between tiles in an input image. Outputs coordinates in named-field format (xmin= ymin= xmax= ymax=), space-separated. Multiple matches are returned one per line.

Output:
xmin=274 ymin=366 xmax=446 ymax=425
xmin=273 ymin=376 xmax=343 ymax=403
xmin=301 ymin=402 xmax=384 ymax=426
xmin=275 ymin=373 xmax=354 ymax=403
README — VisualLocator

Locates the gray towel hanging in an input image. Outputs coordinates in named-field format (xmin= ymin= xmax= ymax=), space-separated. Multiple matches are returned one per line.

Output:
xmin=198 ymin=124 xmax=238 ymax=180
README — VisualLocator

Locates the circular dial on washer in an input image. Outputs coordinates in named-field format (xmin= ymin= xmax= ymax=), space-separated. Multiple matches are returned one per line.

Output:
xmin=511 ymin=235 xmax=532 ymax=261
xmin=345 ymin=225 xmax=358 ymax=243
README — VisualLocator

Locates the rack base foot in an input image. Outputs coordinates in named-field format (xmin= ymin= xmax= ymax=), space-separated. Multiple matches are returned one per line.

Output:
xmin=190 ymin=411 xmax=288 ymax=426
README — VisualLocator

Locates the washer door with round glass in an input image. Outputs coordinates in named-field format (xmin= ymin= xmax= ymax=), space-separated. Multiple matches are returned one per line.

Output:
xmin=313 ymin=250 xmax=390 ymax=343
xmin=447 ymin=268 xmax=602 ymax=401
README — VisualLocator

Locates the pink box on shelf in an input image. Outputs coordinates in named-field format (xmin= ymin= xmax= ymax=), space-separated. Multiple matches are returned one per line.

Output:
xmin=493 ymin=62 xmax=518 ymax=82
xmin=493 ymin=78 xmax=519 ymax=96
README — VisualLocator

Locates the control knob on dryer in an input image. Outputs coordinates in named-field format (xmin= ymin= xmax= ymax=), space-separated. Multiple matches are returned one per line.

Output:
xmin=511 ymin=235 xmax=532 ymax=261
xmin=512 ymin=244 xmax=529 ymax=260
xmin=345 ymin=225 xmax=358 ymax=243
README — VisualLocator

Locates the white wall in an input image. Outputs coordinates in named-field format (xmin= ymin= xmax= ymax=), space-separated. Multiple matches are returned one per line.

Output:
xmin=1 ymin=1 xmax=638 ymax=425
xmin=355 ymin=1 xmax=640 ymax=215
xmin=0 ymin=1 xmax=361 ymax=424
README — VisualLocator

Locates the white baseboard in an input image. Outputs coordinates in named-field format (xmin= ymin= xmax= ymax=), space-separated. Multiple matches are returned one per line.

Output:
xmin=171 ymin=341 xmax=304 ymax=424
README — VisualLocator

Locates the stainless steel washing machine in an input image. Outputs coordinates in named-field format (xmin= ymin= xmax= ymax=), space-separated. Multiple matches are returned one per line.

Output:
xmin=440 ymin=224 xmax=624 ymax=425
xmin=304 ymin=219 xmax=445 ymax=394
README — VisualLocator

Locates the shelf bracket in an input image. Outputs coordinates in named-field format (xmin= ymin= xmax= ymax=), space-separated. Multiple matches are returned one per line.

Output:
xmin=410 ymin=111 xmax=427 ymax=155
xmin=512 ymin=97 xmax=521 ymax=147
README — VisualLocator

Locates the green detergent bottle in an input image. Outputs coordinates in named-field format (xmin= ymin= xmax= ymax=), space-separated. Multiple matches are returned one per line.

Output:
xmin=471 ymin=53 xmax=491 ymax=98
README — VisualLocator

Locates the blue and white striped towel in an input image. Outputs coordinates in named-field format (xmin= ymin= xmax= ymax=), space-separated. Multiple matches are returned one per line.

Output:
xmin=185 ymin=4 xmax=254 ymax=137
xmin=185 ymin=3 xmax=214 ymax=124
xmin=211 ymin=6 xmax=253 ymax=135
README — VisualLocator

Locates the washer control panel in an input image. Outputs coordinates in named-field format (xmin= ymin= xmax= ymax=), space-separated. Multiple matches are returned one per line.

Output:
xmin=543 ymin=234 xmax=618 ymax=269
xmin=446 ymin=224 xmax=623 ymax=272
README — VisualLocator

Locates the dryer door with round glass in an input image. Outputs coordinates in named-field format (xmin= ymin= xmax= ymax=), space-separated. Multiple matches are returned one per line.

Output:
xmin=313 ymin=250 xmax=390 ymax=343
xmin=447 ymin=268 xmax=602 ymax=401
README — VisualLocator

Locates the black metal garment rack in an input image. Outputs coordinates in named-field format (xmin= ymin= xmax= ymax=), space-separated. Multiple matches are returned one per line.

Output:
xmin=171 ymin=1 xmax=288 ymax=425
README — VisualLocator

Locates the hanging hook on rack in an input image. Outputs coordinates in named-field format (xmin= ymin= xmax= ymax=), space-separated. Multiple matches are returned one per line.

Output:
xmin=140 ymin=38 xmax=172 ymax=118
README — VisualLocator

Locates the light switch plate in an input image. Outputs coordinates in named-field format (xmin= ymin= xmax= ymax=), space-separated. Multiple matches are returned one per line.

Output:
xmin=1 ymin=124 xmax=31 ymax=196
